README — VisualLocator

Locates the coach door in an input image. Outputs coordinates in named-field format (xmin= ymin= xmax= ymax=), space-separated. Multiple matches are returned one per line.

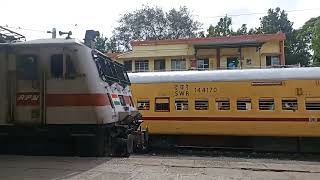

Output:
xmin=14 ymin=53 xmax=42 ymax=124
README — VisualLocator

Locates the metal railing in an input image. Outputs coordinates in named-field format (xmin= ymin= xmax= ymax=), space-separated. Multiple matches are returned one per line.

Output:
xmin=127 ymin=64 xmax=301 ymax=73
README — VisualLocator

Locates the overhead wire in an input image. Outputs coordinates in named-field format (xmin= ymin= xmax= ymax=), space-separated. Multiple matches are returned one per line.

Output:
xmin=1 ymin=7 xmax=320 ymax=34
xmin=199 ymin=8 xmax=320 ymax=19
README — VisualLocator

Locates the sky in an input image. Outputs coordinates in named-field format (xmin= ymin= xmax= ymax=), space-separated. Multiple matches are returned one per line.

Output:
xmin=1 ymin=0 xmax=320 ymax=41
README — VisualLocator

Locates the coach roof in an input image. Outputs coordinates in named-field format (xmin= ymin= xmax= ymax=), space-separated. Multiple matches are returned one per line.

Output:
xmin=128 ymin=67 xmax=320 ymax=83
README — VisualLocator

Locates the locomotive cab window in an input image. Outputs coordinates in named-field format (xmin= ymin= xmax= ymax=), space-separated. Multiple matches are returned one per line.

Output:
xmin=51 ymin=54 xmax=77 ymax=79
xmin=65 ymin=55 xmax=77 ymax=79
xmin=118 ymin=95 xmax=126 ymax=106
xmin=51 ymin=54 xmax=64 ymax=79
xmin=17 ymin=55 xmax=38 ymax=80
xmin=175 ymin=99 xmax=188 ymax=111
xmin=155 ymin=98 xmax=170 ymax=112
xmin=195 ymin=100 xmax=208 ymax=110
xmin=305 ymin=98 xmax=320 ymax=110
xmin=237 ymin=98 xmax=252 ymax=111
xmin=216 ymin=98 xmax=230 ymax=110
xmin=137 ymin=99 xmax=150 ymax=110
xmin=259 ymin=98 xmax=275 ymax=110
xmin=282 ymin=98 xmax=298 ymax=111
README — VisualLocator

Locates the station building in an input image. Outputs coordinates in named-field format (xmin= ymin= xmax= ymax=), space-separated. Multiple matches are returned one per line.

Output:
xmin=115 ymin=32 xmax=286 ymax=72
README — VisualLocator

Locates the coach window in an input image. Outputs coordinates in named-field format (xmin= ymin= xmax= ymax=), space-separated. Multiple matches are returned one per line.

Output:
xmin=175 ymin=99 xmax=188 ymax=111
xmin=305 ymin=97 xmax=320 ymax=110
xmin=237 ymin=98 xmax=252 ymax=111
xmin=50 ymin=54 xmax=63 ymax=79
xmin=195 ymin=100 xmax=208 ymax=110
xmin=216 ymin=98 xmax=230 ymax=110
xmin=259 ymin=98 xmax=275 ymax=110
xmin=282 ymin=98 xmax=298 ymax=111
xmin=137 ymin=99 xmax=150 ymax=110
xmin=155 ymin=97 xmax=170 ymax=112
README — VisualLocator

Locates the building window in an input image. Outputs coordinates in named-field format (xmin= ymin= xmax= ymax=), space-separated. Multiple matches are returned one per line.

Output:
xmin=227 ymin=57 xmax=239 ymax=69
xmin=155 ymin=97 xmax=170 ymax=112
xmin=305 ymin=98 xmax=320 ymax=110
xmin=171 ymin=59 xmax=186 ymax=71
xmin=246 ymin=59 xmax=252 ymax=65
xmin=124 ymin=60 xmax=132 ymax=72
xmin=282 ymin=98 xmax=298 ymax=111
xmin=266 ymin=56 xmax=280 ymax=66
xmin=216 ymin=98 xmax=230 ymax=110
xmin=259 ymin=98 xmax=275 ymax=110
xmin=51 ymin=54 xmax=64 ymax=78
xmin=237 ymin=98 xmax=252 ymax=111
xmin=154 ymin=59 xmax=166 ymax=72
xmin=197 ymin=59 xmax=209 ymax=70
xmin=175 ymin=99 xmax=188 ymax=111
xmin=195 ymin=100 xmax=208 ymax=110
xmin=135 ymin=60 xmax=149 ymax=72
xmin=137 ymin=99 xmax=150 ymax=110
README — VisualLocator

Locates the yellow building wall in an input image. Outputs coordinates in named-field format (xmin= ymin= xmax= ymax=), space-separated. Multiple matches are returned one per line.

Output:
xmin=117 ymin=40 xmax=282 ymax=71
xmin=261 ymin=41 xmax=280 ymax=54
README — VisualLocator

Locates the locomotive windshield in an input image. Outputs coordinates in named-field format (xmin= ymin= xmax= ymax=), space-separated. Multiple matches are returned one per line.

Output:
xmin=92 ymin=50 xmax=130 ymax=85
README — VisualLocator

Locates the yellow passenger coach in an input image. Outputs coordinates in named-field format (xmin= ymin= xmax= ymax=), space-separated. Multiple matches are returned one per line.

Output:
xmin=128 ymin=68 xmax=320 ymax=138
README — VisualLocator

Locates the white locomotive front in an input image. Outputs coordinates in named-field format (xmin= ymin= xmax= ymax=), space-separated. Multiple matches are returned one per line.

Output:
xmin=0 ymin=37 xmax=145 ymax=157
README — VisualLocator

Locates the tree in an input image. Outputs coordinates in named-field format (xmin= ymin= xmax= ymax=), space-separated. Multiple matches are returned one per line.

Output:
xmin=207 ymin=16 xmax=251 ymax=37
xmin=207 ymin=15 xmax=233 ymax=37
xmin=113 ymin=6 xmax=201 ymax=50
xmin=258 ymin=7 xmax=310 ymax=66
xmin=95 ymin=34 xmax=108 ymax=52
xmin=299 ymin=16 xmax=320 ymax=66
xmin=259 ymin=7 xmax=293 ymax=34
xmin=235 ymin=24 xmax=248 ymax=35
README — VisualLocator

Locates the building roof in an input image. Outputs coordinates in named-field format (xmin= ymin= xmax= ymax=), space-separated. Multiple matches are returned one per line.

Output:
xmin=128 ymin=67 xmax=319 ymax=83
xmin=131 ymin=33 xmax=286 ymax=47
xmin=104 ymin=52 xmax=121 ymax=60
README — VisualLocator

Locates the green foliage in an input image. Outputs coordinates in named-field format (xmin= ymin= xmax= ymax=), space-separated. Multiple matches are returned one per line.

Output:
xmin=206 ymin=16 xmax=250 ymax=37
xmin=236 ymin=24 xmax=248 ymax=35
xmin=259 ymin=7 xmax=310 ymax=66
xmin=95 ymin=35 xmax=119 ymax=53
xmin=207 ymin=15 xmax=233 ymax=37
xmin=259 ymin=7 xmax=293 ymax=34
xmin=300 ymin=17 xmax=320 ymax=66
xmin=113 ymin=6 xmax=201 ymax=50
xmin=95 ymin=35 xmax=108 ymax=52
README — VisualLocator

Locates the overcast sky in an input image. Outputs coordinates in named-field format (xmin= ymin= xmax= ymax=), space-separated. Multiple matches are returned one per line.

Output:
xmin=1 ymin=0 xmax=320 ymax=40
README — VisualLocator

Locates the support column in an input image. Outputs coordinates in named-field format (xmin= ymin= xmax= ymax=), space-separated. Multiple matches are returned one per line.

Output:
xmin=216 ymin=48 xmax=220 ymax=69
xmin=279 ymin=40 xmax=285 ymax=65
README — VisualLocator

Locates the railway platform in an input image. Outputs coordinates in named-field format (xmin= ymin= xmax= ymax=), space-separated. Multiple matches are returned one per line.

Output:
xmin=1 ymin=154 xmax=320 ymax=179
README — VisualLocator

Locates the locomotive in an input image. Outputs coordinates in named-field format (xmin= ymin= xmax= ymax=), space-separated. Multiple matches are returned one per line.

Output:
xmin=0 ymin=33 xmax=145 ymax=157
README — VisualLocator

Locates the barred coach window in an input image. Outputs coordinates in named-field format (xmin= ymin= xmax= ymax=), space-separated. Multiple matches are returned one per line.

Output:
xmin=216 ymin=98 xmax=230 ymax=110
xmin=155 ymin=97 xmax=170 ymax=112
xmin=175 ymin=99 xmax=188 ymax=111
xmin=137 ymin=99 xmax=150 ymax=110
xmin=237 ymin=98 xmax=252 ymax=111
xmin=195 ymin=100 xmax=208 ymax=110
xmin=259 ymin=98 xmax=275 ymax=110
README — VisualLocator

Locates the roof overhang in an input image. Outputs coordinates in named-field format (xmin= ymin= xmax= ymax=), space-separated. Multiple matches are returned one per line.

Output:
xmin=193 ymin=41 xmax=264 ymax=49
